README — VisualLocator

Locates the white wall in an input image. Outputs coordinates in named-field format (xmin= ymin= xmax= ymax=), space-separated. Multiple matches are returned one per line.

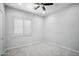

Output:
xmin=5 ymin=7 xmax=44 ymax=49
xmin=45 ymin=4 xmax=79 ymax=51
xmin=0 ymin=8 xmax=3 ymax=55
xmin=0 ymin=3 xmax=5 ymax=55
xmin=5 ymin=4 xmax=79 ymax=53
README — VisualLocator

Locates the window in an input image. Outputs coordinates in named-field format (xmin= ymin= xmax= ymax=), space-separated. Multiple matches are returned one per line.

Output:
xmin=14 ymin=18 xmax=23 ymax=34
xmin=24 ymin=20 xmax=32 ymax=34
xmin=14 ymin=18 xmax=32 ymax=35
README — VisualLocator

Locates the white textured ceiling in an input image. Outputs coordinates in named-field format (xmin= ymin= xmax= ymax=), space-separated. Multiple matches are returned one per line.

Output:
xmin=5 ymin=3 xmax=73 ymax=16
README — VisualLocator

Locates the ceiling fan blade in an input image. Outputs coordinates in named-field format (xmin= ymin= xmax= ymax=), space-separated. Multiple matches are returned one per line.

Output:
xmin=35 ymin=3 xmax=41 ymax=5
xmin=35 ymin=3 xmax=53 ymax=6
xmin=42 ymin=6 xmax=46 ymax=11
xmin=34 ymin=6 xmax=40 ymax=10
xmin=43 ymin=3 xmax=53 ymax=6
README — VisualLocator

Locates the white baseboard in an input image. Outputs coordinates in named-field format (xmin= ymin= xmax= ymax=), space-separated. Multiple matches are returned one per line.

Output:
xmin=45 ymin=40 xmax=79 ymax=54
xmin=0 ymin=53 xmax=8 ymax=56
xmin=4 ymin=40 xmax=41 ymax=52
xmin=0 ymin=51 xmax=5 ymax=56
xmin=4 ymin=40 xmax=79 ymax=55
xmin=0 ymin=53 xmax=1 ymax=56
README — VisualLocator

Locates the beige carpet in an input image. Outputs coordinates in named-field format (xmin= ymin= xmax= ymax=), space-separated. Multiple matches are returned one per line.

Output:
xmin=5 ymin=43 xmax=79 ymax=56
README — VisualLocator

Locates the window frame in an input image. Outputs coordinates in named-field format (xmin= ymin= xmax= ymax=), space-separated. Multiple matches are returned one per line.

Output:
xmin=13 ymin=17 xmax=32 ymax=36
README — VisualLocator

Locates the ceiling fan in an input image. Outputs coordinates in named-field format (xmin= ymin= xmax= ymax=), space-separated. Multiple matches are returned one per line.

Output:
xmin=34 ymin=3 xmax=54 ymax=11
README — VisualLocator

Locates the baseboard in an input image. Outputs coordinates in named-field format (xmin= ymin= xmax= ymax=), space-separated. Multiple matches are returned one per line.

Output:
xmin=45 ymin=40 xmax=79 ymax=54
xmin=4 ymin=40 xmax=41 ymax=52
xmin=0 ymin=52 xmax=6 ymax=56
xmin=0 ymin=53 xmax=1 ymax=56
xmin=0 ymin=51 xmax=5 ymax=56
xmin=5 ymin=40 xmax=79 ymax=55
xmin=0 ymin=53 xmax=8 ymax=56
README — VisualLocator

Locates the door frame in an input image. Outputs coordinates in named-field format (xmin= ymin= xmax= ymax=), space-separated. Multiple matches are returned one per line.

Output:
xmin=0 ymin=8 xmax=5 ymax=55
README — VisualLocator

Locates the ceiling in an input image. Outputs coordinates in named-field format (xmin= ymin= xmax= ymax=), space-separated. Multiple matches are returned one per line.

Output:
xmin=5 ymin=3 xmax=73 ymax=16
